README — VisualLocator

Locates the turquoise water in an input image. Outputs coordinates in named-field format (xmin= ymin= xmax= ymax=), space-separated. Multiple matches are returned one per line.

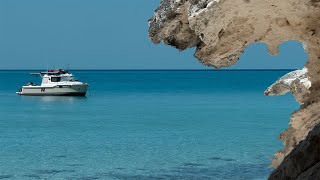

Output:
xmin=0 ymin=70 xmax=299 ymax=180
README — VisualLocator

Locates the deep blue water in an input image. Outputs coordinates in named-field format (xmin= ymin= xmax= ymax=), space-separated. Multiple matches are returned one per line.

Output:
xmin=0 ymin=70 xmax=299 ymax=180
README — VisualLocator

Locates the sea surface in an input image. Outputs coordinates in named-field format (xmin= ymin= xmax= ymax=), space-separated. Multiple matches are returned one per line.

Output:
xmin=0 ymin=70 xmax=299 ymax=180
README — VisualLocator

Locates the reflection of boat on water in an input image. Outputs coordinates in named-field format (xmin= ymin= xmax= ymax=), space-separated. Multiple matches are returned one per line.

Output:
xmin=16 ymin=69 xmax=88 ymax=96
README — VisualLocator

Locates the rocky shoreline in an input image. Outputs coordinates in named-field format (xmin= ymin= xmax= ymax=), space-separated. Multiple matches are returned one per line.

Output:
xmin=148 ymin=0 xmax=320 ymax=179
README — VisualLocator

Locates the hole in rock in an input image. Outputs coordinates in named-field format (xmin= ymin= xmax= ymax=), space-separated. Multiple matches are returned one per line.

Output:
xmin=228 ymin=40 xmax=309 ymax=105
xmin=225 ymin=40 xmax=309 ymax=105
xmin=230 ymin=40 xmax=307 ymax=70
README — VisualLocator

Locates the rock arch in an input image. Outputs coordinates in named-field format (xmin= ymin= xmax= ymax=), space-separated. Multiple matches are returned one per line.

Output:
xmin=149 ymin=0 xmax=320 ymax=178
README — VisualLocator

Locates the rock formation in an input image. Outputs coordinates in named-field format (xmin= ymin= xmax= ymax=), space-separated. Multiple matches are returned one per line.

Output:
xmin=269 ymin=123 xmax=320 ymax=180
xmin=149 ymin=0 xmax=320 ymax=178
xmin=264 ymin=68 xmax=311 ymax=105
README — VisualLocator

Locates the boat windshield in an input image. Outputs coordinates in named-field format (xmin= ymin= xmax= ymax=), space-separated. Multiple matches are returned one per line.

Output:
xmin=51 ymin=77 xmax=61 ymax=82
xmin=61 ymin=76 xmax=74 ymax=81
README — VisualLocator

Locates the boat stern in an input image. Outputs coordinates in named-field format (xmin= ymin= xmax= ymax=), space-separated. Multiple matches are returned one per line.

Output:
xmin=16 ymin=88 xmax=23 ymax=95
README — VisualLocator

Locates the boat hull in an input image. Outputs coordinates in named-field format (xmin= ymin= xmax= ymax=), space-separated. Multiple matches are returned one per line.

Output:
xmin=17 ymin=84 xmax=88 ymax=96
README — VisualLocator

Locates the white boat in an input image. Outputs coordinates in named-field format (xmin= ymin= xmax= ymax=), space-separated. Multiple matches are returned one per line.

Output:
xmin=16 ymin=69 xmax=88 ymax=96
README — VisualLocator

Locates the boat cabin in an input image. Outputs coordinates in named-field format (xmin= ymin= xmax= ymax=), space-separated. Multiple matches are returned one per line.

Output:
xmin=30 ymin=69 xmax=77 ymax=85
xmin=41 ymin=74 xmax=75 ymax=84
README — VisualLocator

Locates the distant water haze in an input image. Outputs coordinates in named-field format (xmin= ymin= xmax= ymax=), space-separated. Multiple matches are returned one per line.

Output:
xmin=0 ymin=0 xmax=307 ymax=70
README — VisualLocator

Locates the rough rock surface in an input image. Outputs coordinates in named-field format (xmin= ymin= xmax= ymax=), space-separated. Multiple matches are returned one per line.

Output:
xmin=264 ymin=68 xmax=311 ymax=105
xmin=149 ymin=0 xmax=320 ymax=178
xmin=269 ymin=123 xmax=320 ymax=180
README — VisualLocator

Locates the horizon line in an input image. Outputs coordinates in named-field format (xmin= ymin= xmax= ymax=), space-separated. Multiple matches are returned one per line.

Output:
xmin=0 ymin=69 xmax=298 ymax=71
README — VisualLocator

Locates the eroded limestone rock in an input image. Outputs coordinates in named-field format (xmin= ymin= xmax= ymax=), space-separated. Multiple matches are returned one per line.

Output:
xmin=149 ymin=0 xmax=320 ymax=178
xmin=264 ymin=68 xmax=311 ymax=105
xmin=269 ymin=123 xmax=320 ymax=180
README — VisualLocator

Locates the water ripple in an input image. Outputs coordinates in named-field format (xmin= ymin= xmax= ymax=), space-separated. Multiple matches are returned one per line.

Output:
xmin=34 ymin=169 xmax=76 ymax=175
xmin=0 ymin=175 xmax=13 ymax=179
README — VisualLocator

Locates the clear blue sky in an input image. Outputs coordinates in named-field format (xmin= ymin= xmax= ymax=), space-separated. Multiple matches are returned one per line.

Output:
xmin=0 ymin=0 xmax=307 ymax=70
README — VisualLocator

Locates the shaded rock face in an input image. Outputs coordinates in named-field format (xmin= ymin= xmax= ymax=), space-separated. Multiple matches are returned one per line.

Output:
xmin=269 ymin=124 xmax=320 ymax=180
xmin=149 ymin=0 xmax=320 ymax=178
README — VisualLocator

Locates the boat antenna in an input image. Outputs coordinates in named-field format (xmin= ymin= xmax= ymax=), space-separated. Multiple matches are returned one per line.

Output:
xmin=45 ymin=45 xmax=49 ymax=72
xmin=46 ymin=56 xmax=49 ymax=72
